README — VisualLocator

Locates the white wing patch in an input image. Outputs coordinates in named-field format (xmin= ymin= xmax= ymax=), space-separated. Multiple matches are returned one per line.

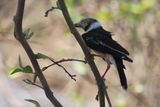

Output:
xmin=98 ymin=40 xmax=128 ymax=56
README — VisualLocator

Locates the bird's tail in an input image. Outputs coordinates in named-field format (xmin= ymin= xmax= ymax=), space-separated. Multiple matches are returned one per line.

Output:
xmin=114 ymin=57 xmax=128 ymax=90
xmin=123 ymin=56 xmax=133 ymax=63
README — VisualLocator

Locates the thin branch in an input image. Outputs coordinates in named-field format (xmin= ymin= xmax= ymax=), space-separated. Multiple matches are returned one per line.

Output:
xmin=57 ymin=0 xmax=112 ymax=107
xmin=23 ymin=79 xmax=44 ymax=89
xmin=105 ymin=89 xmax=112 ymax=107
xmin=47 ymin=58 xmax=77 ymax=81
xmin=44 ymin=6 xmax=59 ymax=17
xmin=42 ymin=58 xmax=86 ymax=71
xmin=13 ymin=0 xmax=62 ymax=106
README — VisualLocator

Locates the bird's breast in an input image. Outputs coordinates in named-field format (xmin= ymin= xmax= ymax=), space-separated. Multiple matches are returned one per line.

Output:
xmin=91 ymin=49 xmax=116 ymax=65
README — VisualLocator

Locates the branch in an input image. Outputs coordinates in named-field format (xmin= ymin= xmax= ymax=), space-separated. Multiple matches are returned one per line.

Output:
xmin=57 ymin=0 xmax=112 ymax=107
xmin=44 ymin=6 xmax=59 ymax=17
xmin=42 ymin=58 xmax=86 ymax=71
xmin=23 ymin=79 xmax=44 ymax=89
xmin=13 ymin=0 xmax=62 ymax=106
xmin=47 ymin=58 xmax=77 ymax=81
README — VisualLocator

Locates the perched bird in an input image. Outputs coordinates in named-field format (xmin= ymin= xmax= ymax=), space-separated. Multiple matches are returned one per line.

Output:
xmin=74 ymin=18 xmax=133 ymax=89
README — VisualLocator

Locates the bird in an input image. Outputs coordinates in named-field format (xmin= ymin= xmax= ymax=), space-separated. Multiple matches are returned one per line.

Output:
xmin=74 ymin=17 xmax=133 ymax=90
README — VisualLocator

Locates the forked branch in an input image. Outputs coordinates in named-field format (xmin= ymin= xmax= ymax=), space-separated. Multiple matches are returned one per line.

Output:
xmin=13 ymin=0 xmax=62 ymax=106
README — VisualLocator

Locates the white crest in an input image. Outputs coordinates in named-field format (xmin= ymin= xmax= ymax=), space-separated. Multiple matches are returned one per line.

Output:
xmin=86 ymin=22 xmax=101 ymax=32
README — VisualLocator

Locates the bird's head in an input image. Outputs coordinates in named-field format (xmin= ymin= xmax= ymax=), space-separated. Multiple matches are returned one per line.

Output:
xmin=74 ymin=18 xmax=102 ymax=32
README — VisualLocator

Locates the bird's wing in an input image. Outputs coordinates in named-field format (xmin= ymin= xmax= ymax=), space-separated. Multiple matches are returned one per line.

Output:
xmin=92 ymin=27 xmax=113 ymax=39
xmin=82 ymin=31 xmax=130 ymax=58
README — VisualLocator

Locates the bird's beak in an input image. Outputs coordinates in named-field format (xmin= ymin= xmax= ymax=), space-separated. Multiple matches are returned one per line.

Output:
xmin=74 ymin=22 xmax=82 ymax=28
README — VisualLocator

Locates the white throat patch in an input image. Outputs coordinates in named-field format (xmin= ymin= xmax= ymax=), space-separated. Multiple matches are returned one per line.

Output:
xmin=86 ymin=22 xmax=101 ymax=32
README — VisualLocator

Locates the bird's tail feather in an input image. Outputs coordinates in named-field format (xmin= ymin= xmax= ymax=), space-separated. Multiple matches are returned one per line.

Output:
xmin=114 ymin=57 xmax=128 ymax=90
xmin=123 ymin=56 xmax=133 ymax=63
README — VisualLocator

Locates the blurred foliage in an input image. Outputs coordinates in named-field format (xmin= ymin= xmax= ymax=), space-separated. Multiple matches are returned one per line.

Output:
xmin=119 ymin=0 xmax=156 ymax=21
xmin=96 ymin=9 xmax=114 ymax=22
xmin=64 ymin=0 xmax=156 ymax=22
xmin=132 ymin=81 xmax=143 ymax=94
xmin=25 ymin=99 xmax=41 ymax=107
xmin=65 ymin=0 xmax=84 ymax=22
xmin=73 ymin=62 xmax=87 ymax=75
xmin=69 ymin=91 xmax=85 ymax=107
xmin=116 ymin=98 xmax=126 ymax=107
xmin=66 ymin=0 xmax=83 ymax=9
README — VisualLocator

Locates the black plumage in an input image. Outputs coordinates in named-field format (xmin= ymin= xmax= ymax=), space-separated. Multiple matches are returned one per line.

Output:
xmin=75 ymin=17 xmax=133 ymax=89
xmin=82 ymin=27 xmax=132 ymax=89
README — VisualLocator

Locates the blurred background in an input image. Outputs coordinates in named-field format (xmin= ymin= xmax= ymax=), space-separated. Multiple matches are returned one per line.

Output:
xmin=0 ymin=0 xmax=159 ymax=107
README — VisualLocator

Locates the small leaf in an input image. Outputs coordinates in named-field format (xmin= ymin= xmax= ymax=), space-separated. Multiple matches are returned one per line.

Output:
xmin=24 ymin=28 xmax=34 ymax=40
xmin=10 ymin=68 xmax=23 ymax=75
xmin=10 ymin=66 xmax=33 ymax=75
xmin=26 ymin=32 xmax=34 ymax=40
xmin=10 ymin=56 xmax=33 ymax=75
xmin=23 ymin=65 xmax=33 ymax=73
xmin=25 ymin=99 xmax=41 ymax=107
xmin=36 ymin=53 xmax=50 ymax=59
xmin=24 ymin=28 xmax=30 ymax=35
xmin=18 ymin=56 xmax=23 ymax=68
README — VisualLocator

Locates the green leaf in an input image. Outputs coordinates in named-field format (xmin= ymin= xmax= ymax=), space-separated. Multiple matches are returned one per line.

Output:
xmin=24 ymin=28 xmax=34 ymax=40
xmin=10 ymin=66 xmax=33 ymax=75
xmin=10 ymin=68 xmax=23 ymax=75
xmin=26 ymin=32 xmax=34 ymax=40
xmin=25 ymin=99 xmax=41 ymax=107
xmin=23 ymin=65 xmax=33 ymax=73
xmin=36 ymin=53 xmax=50 ymax=59
xmin=18 ymin=55 xmax=23 ymax=68
xmin=24 ymin=28 xmax=30 ymax=35
xmin=10 ymin=56 xmax=33 ymax=75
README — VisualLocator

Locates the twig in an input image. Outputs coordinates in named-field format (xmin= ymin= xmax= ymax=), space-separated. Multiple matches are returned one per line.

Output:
xmin=23 ymin=79 xmax=44 ymax=89
xmin=42 ymin=58 xmax=86 ymax=71
xmin=48 ymin=58 xmax=77 ymax=81
xmin=57 ymin=0 xmax=112 ymax=107
xmin=13 ymin=0 xmax=62 ymax=106
xmin=45 ymin=6 xmax=59 ymax=17
xmin=105 ymin=89 xmax=112 ymax=107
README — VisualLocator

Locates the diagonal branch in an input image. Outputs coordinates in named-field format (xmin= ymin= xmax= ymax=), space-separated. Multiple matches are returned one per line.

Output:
xmin=48 ymin=58 xmax=77 ymax=81
xmin=13 ymin=0 xmax=62 ymax=106
xmin=23 ymin=79 xmax=44 ymax=89
xmin=57 ymin=0 xmax=112 ymax=107
xmin=42 ymin=58 xmax=86 ymax=71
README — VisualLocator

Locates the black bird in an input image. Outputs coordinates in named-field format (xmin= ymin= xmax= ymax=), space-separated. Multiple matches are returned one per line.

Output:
xmin=74 ymin=18 xmax=133 ymax=89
